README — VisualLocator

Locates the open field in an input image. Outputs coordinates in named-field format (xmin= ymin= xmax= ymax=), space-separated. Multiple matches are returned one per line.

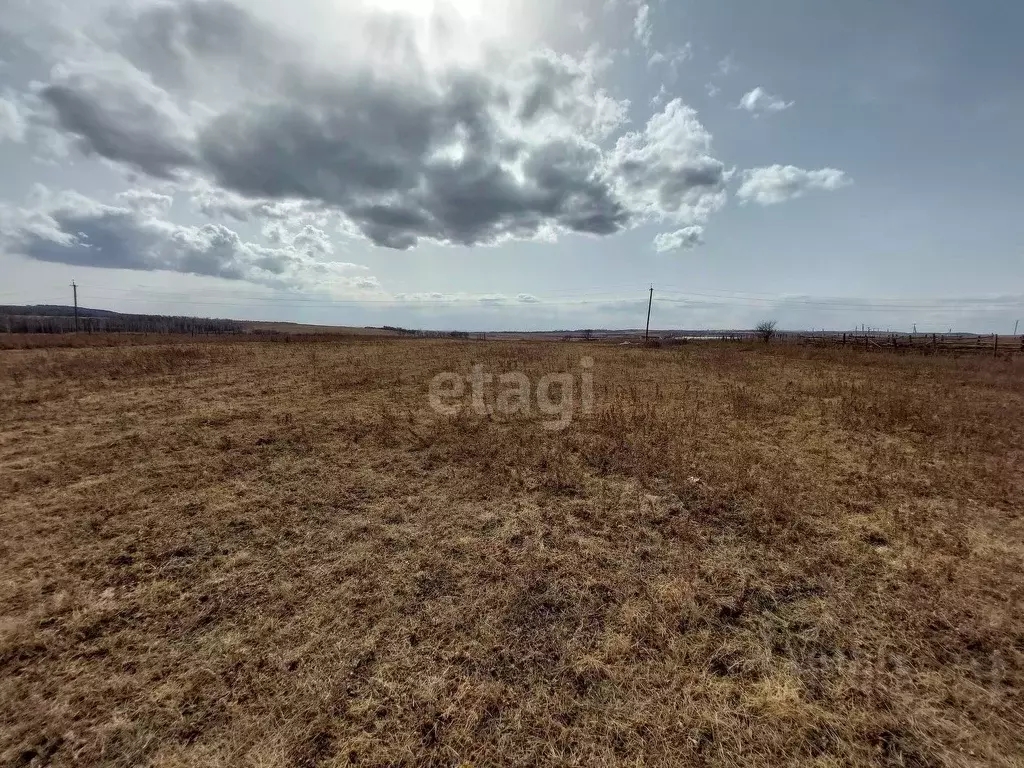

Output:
xmin=1 ymin=338 xmax=1022 ymax=766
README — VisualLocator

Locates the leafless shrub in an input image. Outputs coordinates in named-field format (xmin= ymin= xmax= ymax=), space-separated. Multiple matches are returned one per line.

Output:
xmin=755 ymin=319 xmax=778 ymax=343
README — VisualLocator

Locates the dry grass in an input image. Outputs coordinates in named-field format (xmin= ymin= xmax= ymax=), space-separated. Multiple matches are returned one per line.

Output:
xmin=0 ymin=338 xmax=1021 ymax=767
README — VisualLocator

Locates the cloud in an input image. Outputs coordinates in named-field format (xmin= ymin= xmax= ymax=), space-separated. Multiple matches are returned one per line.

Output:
xmin=650 ymin=84 xmax=668 ymax=108
xmin=264 ymin=222 xmax=336 ymax=261
xmin=736 ymin=165 xmax=851 ymax=205
xmin=633 ymin=4 xmax=651 ymax=50
xmin=647 ymin=44 xmax=691 ymax=81
xmin=608 ymin=99 xmax=729 ymax=225
xmin=0 ymin=188 xmax=372 ymax=290
xmin=703 ymin=55 xmax=733 ymax=99
xmin=111 ymin=0 xmax=284 ymax=96
xmin=188 ymin=182 xmax=327 ymax=228
xmin=38 ymin=61 xmax=197 ymax=177
xmin=0 ymin=93 xmax=28 ymax=142
xmin=653 ymin=225 xmax=703 ymax=252
xmin=388 ymin=291 xmax=547 ymax=307
xmin=115 ymin=188 xmax=173 ymax=215
xmin=737 ymin=86 xmax=793 ymax=114
xmin=570 ymin=11 xmax=590 ymax=33
xmin=7 ymin=0 xmax=735 ymax=251
xmin=392 ymin=292 xmax=450 ymax=302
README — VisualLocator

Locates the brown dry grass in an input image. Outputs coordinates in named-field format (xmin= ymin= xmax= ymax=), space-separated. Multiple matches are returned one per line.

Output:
xmin=1 ymin=339 xmax=1021 ymax=767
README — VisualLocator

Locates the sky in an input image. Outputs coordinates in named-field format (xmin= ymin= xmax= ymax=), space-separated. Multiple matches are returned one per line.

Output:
xmin=0 ymin=0 xmax=1022 ymax=332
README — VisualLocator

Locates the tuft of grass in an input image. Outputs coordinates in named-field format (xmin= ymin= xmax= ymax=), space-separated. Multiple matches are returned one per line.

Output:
xmin=0 ymin=339 xmax=1021 ymax=766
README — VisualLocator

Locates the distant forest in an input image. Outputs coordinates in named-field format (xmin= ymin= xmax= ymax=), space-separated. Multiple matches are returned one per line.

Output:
xmin=0 ymin=305 xmax=244 ymax=335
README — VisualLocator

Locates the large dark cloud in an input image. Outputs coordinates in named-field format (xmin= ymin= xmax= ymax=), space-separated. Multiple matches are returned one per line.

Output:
xmin=39 ymin=68 xmax=196 ymax=178
xmin=23 ymin=0 xmax=730 ymax=250
xmin=190 ymin=50 xmax=641 ymax=246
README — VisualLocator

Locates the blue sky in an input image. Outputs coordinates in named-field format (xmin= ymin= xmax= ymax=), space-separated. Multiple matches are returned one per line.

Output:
xmin=1 ymin=0 xmax=1021 ymax=332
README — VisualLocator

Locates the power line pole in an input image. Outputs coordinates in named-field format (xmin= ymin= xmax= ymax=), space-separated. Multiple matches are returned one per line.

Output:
xmin=645 ymin=284 xmax=653 ymax=342
xmin=1015 ymin=319 xmax=1020 ymax=337
xmin=70 ymin=280 xmax=78 ymax=332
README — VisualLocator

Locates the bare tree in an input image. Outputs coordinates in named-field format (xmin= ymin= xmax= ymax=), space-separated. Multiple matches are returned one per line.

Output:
xmin=755 ymin=320 xmax=778 ymax=344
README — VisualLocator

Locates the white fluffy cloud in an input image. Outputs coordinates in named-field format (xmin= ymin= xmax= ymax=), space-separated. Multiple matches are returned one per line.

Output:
xmin=187 ymin=182 xmax=331 ymax=232
xmin=114 ymin=188 xmax=173 ymax=216
xmin=736 ymin=165 xmax=851 ymax=205
xmin=608 ymin=99 xmax=729 ymax=225
xmin=653 ymin=225 xmax=704 ymax=252
xmin=737 ymin=86 xmax=793 ymax=114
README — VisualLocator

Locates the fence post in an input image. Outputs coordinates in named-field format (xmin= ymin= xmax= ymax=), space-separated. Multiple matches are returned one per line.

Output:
xmin=994 ymin=334 xmax=998 ymax=357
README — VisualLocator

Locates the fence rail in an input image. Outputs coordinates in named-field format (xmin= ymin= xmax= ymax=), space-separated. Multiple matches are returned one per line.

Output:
xmin=648 ymin=331 xmax=1023 ymax=354
xmin=790 ymin=332 xmax=1023 ymax=354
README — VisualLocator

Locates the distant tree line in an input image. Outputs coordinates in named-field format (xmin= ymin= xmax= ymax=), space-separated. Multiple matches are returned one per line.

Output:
xmin=380 ymin=325 xmax=422 ymax=336
xmin=0 ymin=305 xmax=244 ymax=335
xmin=376 ymin=326 xmax=485 ymax=340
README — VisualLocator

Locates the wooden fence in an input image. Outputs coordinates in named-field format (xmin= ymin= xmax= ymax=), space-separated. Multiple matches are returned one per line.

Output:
xmin=654 ymin=331 xmax=1024 ymax=355
xmin=791 ymin=332 xmax=1024 ymax=355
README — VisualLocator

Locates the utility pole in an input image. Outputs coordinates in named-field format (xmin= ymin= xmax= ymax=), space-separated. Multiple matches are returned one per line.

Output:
xmin=1015 ymin=319 xmax=1020 ymax=337
xmin=70 ymin=280 xmax=79 ymax=332
xmin=645 ymin=284 xmax=653 ymax=342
